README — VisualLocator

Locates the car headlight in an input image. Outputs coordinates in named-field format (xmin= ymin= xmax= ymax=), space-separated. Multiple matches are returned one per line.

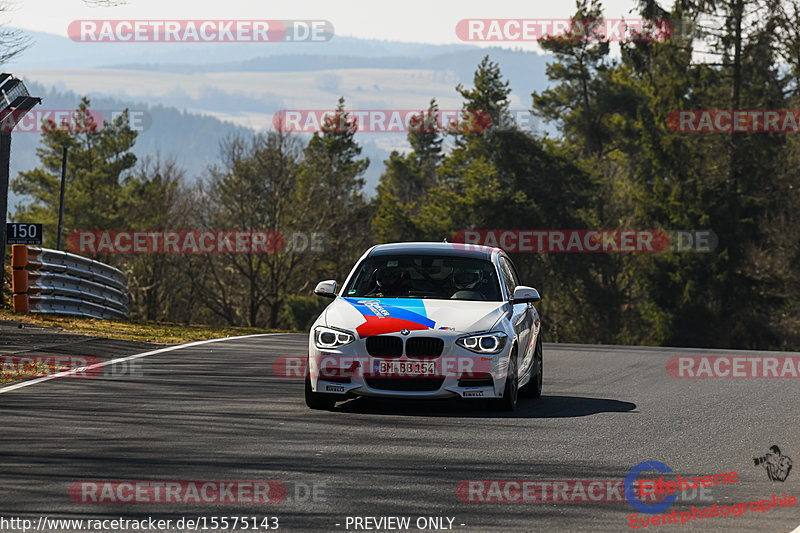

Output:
xmin=456 ymin=332 xmax=508 ymax=354
xmin=314 ymin=326 xmax=355 ymax=349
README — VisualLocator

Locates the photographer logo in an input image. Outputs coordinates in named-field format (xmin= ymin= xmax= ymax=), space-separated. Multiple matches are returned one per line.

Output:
xmin=754 ymin=446 xmax=792 ymax=482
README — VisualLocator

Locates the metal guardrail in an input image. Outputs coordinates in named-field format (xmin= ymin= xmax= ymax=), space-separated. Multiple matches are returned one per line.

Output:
xmin=11 ymin=245 xmax=129 ymax=320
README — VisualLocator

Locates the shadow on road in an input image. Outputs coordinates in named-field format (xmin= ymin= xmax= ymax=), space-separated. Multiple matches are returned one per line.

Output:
xmin=332 ymin=394 xmax=636 ymax=418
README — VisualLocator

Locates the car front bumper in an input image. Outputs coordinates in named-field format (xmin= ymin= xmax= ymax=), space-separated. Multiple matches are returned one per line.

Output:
xmin=308 ymin=330 xmax=511 ymax=400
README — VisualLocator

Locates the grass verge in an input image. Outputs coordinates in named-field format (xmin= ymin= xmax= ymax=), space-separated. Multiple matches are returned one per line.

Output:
xmin=0 ymin=310 xmax=293 ymax=345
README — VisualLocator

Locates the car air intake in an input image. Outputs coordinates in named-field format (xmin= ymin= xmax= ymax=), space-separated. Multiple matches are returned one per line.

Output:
xmin=458 ymin=376 xmax=493 ymax=388
xmin=366 ymin=378 xmax=445 ymax=392
xmin=365 ymin=336 xmax=403 ymax=358
xmin=405 ymin=337 xmax=444 ymax=358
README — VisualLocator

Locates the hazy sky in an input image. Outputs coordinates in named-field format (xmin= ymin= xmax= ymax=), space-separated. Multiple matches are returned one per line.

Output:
xmin=7 ymin=0 xmax=643 ymax=50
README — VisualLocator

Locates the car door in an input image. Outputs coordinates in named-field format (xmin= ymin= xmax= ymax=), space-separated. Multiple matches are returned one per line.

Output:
xmin=498 ymin=255 xmax=535 ymax=381
xmin=509 ymin=256 xmax=541 ymax=368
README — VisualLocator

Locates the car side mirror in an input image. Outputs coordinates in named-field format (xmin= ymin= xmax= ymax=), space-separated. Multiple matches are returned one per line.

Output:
xmin=314 ymin=280 xmax=338 ymax=299
xmin=512 ymin=286 xmax=540 ymax=304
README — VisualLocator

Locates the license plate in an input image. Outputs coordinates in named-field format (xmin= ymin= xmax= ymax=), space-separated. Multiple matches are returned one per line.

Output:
xmin=376 ymin=360 xmax=436 ymax=376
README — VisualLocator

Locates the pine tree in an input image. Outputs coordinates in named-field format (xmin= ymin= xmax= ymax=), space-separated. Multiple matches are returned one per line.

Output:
xmin=12 ymin=97 xmax=138 ymax=248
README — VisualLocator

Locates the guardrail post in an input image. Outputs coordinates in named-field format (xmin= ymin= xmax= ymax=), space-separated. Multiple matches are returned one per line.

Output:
xmin=11 ymin=244 xmax=29 ymax=314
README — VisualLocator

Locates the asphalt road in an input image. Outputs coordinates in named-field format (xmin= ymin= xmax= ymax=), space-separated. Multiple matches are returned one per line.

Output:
xmin=0 ymin=318 xmax=158 ymax=361
xmin=1 ymin=333 xmax=799 ymax=533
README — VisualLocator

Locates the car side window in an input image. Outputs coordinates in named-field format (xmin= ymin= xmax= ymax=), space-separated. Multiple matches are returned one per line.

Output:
xmin=498 ymin=257 xmax=518 ymax=300
xmin=507 ymin=258 xmax=522 ymax=288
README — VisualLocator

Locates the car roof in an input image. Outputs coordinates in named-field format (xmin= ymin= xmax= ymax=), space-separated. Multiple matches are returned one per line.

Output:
xmin=366 ymin=242 xmax=499 ymax=260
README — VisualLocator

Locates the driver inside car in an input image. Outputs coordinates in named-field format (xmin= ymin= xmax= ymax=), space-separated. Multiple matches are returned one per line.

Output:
xmin=373 ymin=267 xmax=408 ymax=297
xmin=451 ymin=268 xmax=486 ymax=300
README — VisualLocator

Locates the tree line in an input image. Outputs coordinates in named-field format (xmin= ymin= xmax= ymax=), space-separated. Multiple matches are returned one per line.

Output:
xmin=7 ymin=0 xmax=800 ymax=350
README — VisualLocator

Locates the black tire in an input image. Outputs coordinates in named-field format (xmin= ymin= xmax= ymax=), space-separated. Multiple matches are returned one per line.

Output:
xmin=526 ymin=337 xmax=543 ymax=399
xmin=305 ymin=376 xmax=336 ymax=410
xmin=492 ymin=349 xmax=519 ymax=411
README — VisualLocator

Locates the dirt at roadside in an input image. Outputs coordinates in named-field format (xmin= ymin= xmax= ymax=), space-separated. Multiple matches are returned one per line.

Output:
xmin=0 ymin=318 xmax=160 ymax=387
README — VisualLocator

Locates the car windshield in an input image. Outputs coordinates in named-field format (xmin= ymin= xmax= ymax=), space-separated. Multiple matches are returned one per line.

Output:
xmin=343 ymin=255 xmax=502 ymax=301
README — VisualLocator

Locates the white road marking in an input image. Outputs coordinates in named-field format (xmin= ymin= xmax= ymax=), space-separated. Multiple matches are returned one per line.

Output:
xmin=0 ymin=333 xmax=288 ymax=394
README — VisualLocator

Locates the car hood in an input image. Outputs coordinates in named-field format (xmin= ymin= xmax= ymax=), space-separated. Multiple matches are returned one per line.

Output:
xmin=324 ymin=297 xmax=507 ymax=337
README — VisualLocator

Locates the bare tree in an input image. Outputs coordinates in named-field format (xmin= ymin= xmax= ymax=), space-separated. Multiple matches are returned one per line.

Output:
xmin=189 ymin=130 xmax=322 ymax=327
xmin=0 ymin=2 xmax=30 ymax=65
xmin=120 ymin=157 xmax=195 ymax=322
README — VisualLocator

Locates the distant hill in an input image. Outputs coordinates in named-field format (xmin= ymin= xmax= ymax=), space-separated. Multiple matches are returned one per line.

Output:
xmin=6 ymin=29 xmax=551 ymax=105
xmin=99 ymin=48 xmax=551 ymax=101
xmin=6 ymin=29 xmax=509 ymax=67
xmin=5 ymin=29 xmax=555 ymax=214
xmin=10 ymin=81 xmax=253 ymax=172
xmin=7 ymin=83 xmax=394 ymax=215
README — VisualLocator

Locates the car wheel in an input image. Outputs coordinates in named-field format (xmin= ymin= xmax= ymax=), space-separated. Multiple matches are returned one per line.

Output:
xmin=493 ymin=349 xmax=519 ymax=411
xmin=530 ymin=337 xmax=543 ymax=398
xmin=305 ymin=376 xmax=336 ymax=410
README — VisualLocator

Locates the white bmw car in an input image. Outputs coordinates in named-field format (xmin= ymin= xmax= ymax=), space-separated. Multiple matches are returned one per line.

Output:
xmin=305 ymin=242 xmax=542 ymax=411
